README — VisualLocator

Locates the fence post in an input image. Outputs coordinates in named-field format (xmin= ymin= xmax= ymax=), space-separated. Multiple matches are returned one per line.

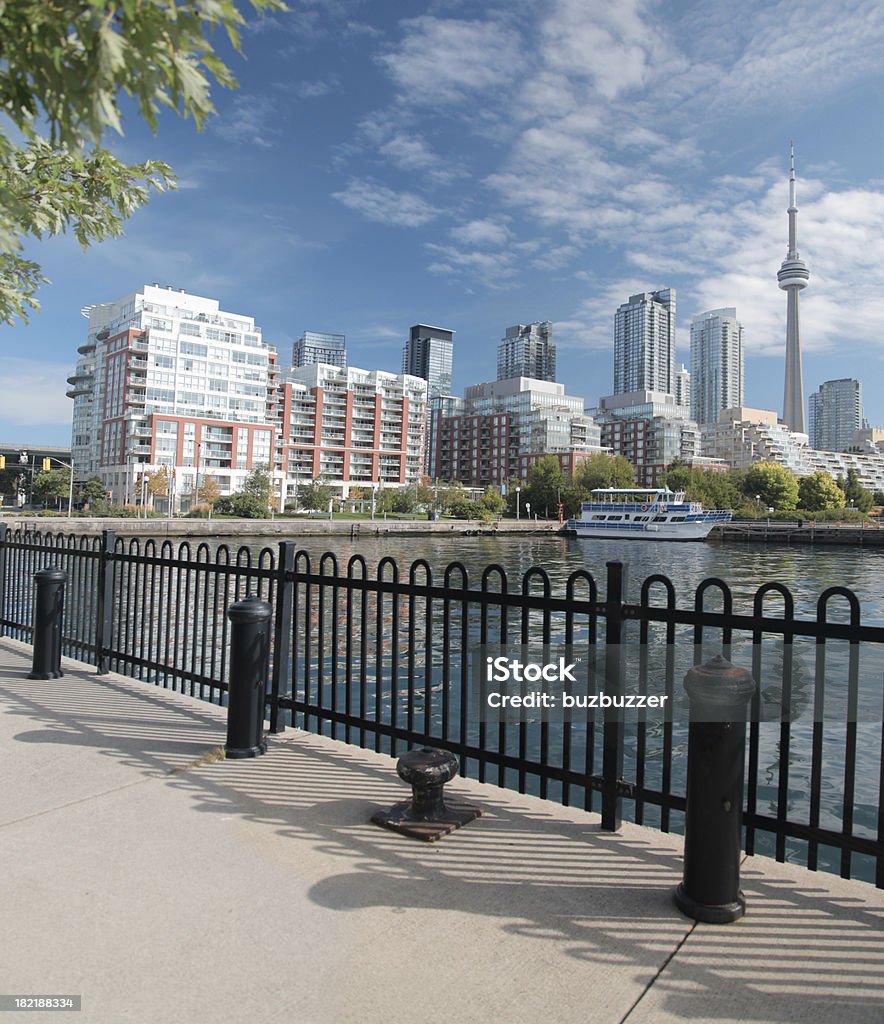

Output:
xmin=27 ymin=567 xmax=67 ymax=679
xmin=94 ymin=529 xmax=116 ymax=674
xmin=269 ymin=541 xmax=296 ymax=734
xmin=602 ymin=560 xmax=627 ymax=831
xmin=0 ymin=522 xmax=7 ymax=639
xmin=674 ymin=654 xmax=756 ymax=923
xmin=225 ymin=594 xmax=272 ymax=758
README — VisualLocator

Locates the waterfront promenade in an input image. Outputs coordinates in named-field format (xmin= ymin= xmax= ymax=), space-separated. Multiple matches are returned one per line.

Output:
xmin=2 ymin=637 xmax=883 ymax=1024
xmin=3 ymin=512 xmax=883 ymax=545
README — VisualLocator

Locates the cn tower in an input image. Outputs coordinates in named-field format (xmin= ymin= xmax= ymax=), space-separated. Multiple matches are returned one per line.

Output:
xmin=777 ymin=143 xmax=810 ymax=433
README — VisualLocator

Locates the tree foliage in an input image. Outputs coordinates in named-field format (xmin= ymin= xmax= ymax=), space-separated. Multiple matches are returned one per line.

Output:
xmin=298 ymin=480 xmax=334 ymax=512
xmin=838 ymin=468 xmax=874 ymax=513
xmin=574 ymin=453 xmax=635 ymax=492
xmin=240 ymin=466 xmax=272 ymax=507
xmin=797 ymin=471 xmax=845 ymax=512
xmin=743 ymin=461 xmax=799 ymax=512
xmin=32 ymin=467 xmax=71 ymax=506
xmin=0 ymin=0 xmax=283 ymax=323
xmin=213 ymin=492 xmax=269 ymax=518
xmin=523 ymin=456 xmax=564 ymax=517
xmin=78 ymin=476 xmax=106 ymax=504
xmin=662 ymin=461 xmax=747 ymax=513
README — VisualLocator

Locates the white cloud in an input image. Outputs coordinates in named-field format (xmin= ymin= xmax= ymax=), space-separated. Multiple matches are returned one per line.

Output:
xmin=426 ymin=243 xmax=519 ymax=288
xmin=378 ymin=15 xmax=521 ymax=107
xmin=537 ymin=0 xmax=679 ymax=100
xmin=292 ymin=78 xmax=339 ymax=99
xmin=214 ymin=95 xmax=279 ymax=148
xmin=333 ymin=179 xmax=440 ymax=226
xmin=449 ymin=219 xmax=510 ymax=247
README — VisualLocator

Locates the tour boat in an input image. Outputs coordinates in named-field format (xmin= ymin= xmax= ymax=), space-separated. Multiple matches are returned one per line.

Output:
xmin=566 ymin=487 xmax=733 ymax=541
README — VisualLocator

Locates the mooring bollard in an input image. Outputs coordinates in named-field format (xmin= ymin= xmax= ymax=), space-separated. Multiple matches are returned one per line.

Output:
xmin=225 ymin=594 xmax=271 ymax=759
xmin=28 ymin=567 xmax=67 ymax=680
xmin=372 ymin=747 xmax=482 ymax=842
xmin=674 ymin=654 xmax=756 ymax=923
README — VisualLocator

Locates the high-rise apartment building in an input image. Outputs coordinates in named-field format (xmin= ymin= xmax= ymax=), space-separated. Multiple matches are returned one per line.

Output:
xmin=614 ymin=289 xmax=676 ymax=396
xmin=674 ymin=364 xmax=691 ymax=408
xmin=808 ymin=379 xmax=864 ymax=452
xmin=497 ymin=321 xmax=555 ymax=381
xmin=430 ymin=378 xmax=603 ymax=488
xmin=588 ymin=390 xmax=700 ymax=487
xmin=402 ymin=324 xmax=454 ymax=400
xmin=276 ymin=364 xmax=427 ymax=501
xmin=68 ymin=284 xmax=277 ymax=507
xmin=690 ymin=308 xmax=744 ymax=425
xmin=292 ymin=331 xmax=346 ymax=369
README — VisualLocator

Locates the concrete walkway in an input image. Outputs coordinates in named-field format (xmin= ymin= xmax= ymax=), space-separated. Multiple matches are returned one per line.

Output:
xmin=1 ymin=637 xmax=882 ymax=1024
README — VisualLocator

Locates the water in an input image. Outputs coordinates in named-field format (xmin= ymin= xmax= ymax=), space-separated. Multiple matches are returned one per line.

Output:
xmin=247 ymin=532 xmax=884 ymax=624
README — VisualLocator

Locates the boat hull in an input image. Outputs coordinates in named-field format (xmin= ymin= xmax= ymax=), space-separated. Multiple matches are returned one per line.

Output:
xmin=566 ymin=518 xmax=723 ymax=541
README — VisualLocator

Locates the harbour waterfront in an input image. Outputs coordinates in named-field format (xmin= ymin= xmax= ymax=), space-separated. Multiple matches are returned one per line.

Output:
xmin=2 ymin=524 xmax=882 ymax=884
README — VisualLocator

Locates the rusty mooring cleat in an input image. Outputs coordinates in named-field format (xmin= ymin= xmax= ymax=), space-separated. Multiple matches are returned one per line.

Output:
xmin=372 ymin=747 xmax=482 ymax=842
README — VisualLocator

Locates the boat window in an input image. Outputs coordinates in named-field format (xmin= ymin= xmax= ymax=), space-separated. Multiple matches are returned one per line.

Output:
xmin=635 ymin=516 xmax=648 ymax=522
xmin=608 ymin=515 xmax=622 ymax=521
xmin=653 ymin=515 xmax=667 ymax=522
xmin=671 ymin=516 xmax=685 ymax=522
xmin=593 ymin=515 xmax=606 ymax=520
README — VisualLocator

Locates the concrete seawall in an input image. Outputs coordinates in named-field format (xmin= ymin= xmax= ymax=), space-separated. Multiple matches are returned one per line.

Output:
xmin=3 ymin=514 xmax=882 ymax=546
xmin=0 ymin=514 xmax=563 ymax=539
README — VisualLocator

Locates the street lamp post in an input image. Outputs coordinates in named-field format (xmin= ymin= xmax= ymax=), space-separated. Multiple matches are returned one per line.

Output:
xmin=516 ymin=486 xmax=521 ymax=521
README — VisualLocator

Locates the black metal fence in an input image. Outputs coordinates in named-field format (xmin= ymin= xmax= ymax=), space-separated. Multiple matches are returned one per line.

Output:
xmin=1 ymin=523 xmax=882 ymax=888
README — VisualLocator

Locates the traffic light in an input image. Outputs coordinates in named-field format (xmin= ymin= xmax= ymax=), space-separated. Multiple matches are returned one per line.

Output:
xmin=42 ymin=458 xmax=51 ymax=471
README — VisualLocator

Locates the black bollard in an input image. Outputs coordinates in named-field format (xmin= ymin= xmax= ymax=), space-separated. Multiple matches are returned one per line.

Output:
xmin=674 ymin=655 xmax=756 ymax=923
xmin=372 ymin=747 xmax=482 ymax=842
xmin=225 ymin=594 xmax=271 ymax=759
xmin=28 ymin=567 xmax=67 ymax=680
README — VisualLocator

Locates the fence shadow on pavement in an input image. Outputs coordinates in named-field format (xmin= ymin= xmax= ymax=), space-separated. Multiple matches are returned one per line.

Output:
xmin=1 ymin=642 xmax=882 ymax=1024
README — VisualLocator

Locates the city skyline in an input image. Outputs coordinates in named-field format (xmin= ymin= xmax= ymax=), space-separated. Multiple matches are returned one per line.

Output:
xmin=3 ymin=1 xmax=884 ymax=444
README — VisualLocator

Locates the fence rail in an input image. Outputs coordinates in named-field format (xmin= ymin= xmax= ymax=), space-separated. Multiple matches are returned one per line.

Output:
xmin=1 ymin=522 xmax=883 ymax=888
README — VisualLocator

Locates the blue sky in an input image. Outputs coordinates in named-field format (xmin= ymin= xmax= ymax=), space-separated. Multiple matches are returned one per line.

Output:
xmin=4 ymin=0 xmax=884 ymax=446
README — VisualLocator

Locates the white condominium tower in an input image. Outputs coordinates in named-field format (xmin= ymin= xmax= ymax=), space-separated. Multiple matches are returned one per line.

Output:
xmin=497 ymin=321 xmax=555 ymax=382
xmin=68 ymin=284 xmax=277 ymax=505
xmin=613 ymin=289 xmax=676 ymax=396
xmin=690 ymin=308 xmax=744 ymax=425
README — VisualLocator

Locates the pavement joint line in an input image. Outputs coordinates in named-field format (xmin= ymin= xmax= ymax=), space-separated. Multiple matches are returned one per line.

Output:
xmin=614 ymin=847 xmax=749 ymax=1020
xmin=617 ymin=917 xmax=698 ymax=1024
xmin=0 ymin=768 xmax=184 ymax=832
